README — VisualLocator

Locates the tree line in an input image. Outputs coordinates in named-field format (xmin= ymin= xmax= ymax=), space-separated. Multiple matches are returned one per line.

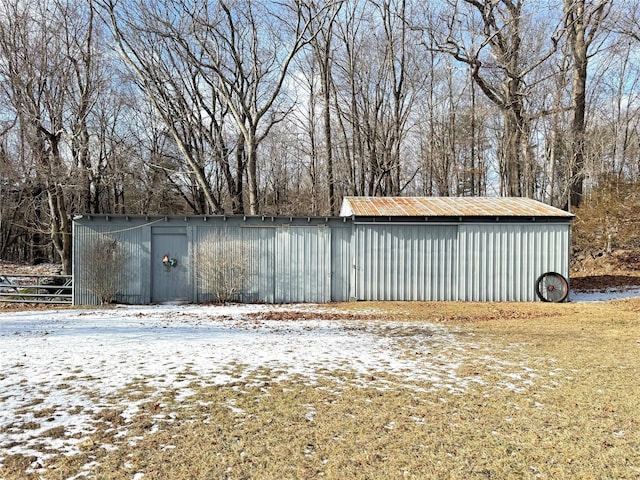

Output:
xmin=1 ymin=0 xmax=638 ymax=272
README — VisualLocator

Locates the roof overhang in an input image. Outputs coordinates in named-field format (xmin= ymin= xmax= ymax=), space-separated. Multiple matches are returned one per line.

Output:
xmin=340 ymin=196 xmax=574 ymax=222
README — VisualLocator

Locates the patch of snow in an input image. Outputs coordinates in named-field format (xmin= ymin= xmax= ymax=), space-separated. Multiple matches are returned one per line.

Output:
xmin=0 ymin=305 xmax=461 ymax=465
xmin=570 ymin=287 xmax=640 ymax=302
xmin=0 ymin=303 xmax=558 ymax=470
xmin=304 ymin=405 xmax=317 ymax=423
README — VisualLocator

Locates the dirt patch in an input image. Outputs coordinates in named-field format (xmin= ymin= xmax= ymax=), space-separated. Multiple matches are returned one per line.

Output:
xmin=572 ymin=248 xmax=640 ymax=274
xmin=570 ymin=248 xmax=640 ymax=291
xmin=570 ymin=274 xmax=640 ymax=291
xmin=0 ymin=302 xmax=74 ymax=312
xmin=245 ymin=310 xmax=381 ymax=322
xmin=0 ymin=261 xmax=62 ymax=275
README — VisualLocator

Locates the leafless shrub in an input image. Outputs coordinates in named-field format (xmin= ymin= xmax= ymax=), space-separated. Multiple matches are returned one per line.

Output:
xmin=81 ymin=234 xmax=126 ymax=305
xmin=196 ymin=232 xmax=249 ymax=304
xmin=573 ymin=179 xmax=640 ymax=257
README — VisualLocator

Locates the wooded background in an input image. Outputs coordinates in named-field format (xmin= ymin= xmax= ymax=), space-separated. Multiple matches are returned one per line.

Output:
xmin=1 ymin=0 xmax=639 ymax=272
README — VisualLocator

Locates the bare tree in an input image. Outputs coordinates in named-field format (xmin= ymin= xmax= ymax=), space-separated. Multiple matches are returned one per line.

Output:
xmin=607 ymin=40 xmax=640 ymax=181
xmin=189 ymin=1 xmax=335 ymax=214
xmin=380 ymin=0 xmax=414 ymax=196
xmin=102 ymin=0 xmax=335 ymax=215
xmin=305 ymin=0 xmax=343 ymax=215
xmin=290 ymin=49 xmax=324 ymax=214
xmin=0 ymin=135 xmax=23 ymax=259
xmin=332 ymin=0 xmax=420 ymax=198
xmin=564 ymin=0 xmax=611 ymax=210
xmin=538 ymin=53 xmax=572 ymax=208
xmin=0 ymin=0 xmax=108 ymax=273
xmin=434 ymin=0 xmax=559 ymax=197
xmin=101 ymin=0 xmax=228 ymax=214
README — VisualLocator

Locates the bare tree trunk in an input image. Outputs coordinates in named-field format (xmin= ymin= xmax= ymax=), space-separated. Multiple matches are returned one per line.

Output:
xmin=469 ymin=69 xmax=476 ymax=196
xmin=569 ymin=57 xmax=587 ymax=208
xmin=47 ymin=185 xmax=72 ymax=274
xmin=565 ymin=0 xmax=610 ymax=210
xmin=41 ymin=126 xmax=73 ymax=274
xmin=307 ymin=0 xmax=341 ymax=215
xmin=246 ymin=136 xmax=259 ymax=215
xmin=321 ymin=53 xmax=337 ymax=215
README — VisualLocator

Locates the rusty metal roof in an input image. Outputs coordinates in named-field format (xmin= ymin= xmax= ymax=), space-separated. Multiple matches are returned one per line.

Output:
xmin=340 ymin=196 xmax=574 ymax=218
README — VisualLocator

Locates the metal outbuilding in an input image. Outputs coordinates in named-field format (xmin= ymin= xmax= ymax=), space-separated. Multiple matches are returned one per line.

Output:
xmin=72 ymin=197 xmax=573 ymax=305
xmin=340 ymin=196 xmax=574 ymax=302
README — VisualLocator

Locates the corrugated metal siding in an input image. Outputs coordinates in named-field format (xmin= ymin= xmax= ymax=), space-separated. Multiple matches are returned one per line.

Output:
xmin=275 ymin=226 xmax=331 ymax=303
xmin=353 ymin=224 xmax=458 ymax=301
xmin=330 ymin=225 xmax=352 ymax=302
xmin=193 ymin=226 xmax=248 ymax=303
xmin=194 ymin=225 xmax=277 ymax=303
xmin=244 ymin=227 xmax=276 ymax=303
xmin=73 ymin=219 xmax=151 ymax=305
xmin=457 ymin=224 xmax=570 ymax=301
xmin=73 ymin=215 xmax=571 ymax=305
xmin=194 ymin=222 xmax=339 ymax=303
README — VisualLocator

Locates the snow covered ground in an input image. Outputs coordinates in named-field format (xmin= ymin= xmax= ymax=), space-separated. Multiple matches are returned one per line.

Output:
xmin=1 ymin=287 xmax=638 ymax=475
xmin=0 ymin=304 xmax=482 ymax=474
xmin=570 ymin=286 xmax=640 ymax=302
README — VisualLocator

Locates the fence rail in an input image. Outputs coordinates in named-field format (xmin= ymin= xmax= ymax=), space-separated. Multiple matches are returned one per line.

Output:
xmin=0 ymin=273 xmax=73 ymax=304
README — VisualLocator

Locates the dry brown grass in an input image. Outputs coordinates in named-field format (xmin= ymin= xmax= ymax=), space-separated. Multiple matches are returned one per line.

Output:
xmin=2 ymin=299 xmax=640 ymax=479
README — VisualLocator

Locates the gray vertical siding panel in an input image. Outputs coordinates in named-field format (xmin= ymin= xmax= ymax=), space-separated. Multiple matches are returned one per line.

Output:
xmin=458 ymin=224 xmax=571 ymax=301
xmin=73 ymin=223 xmax=95 ymax=305
xmin=242 ymin=227 xmax=275 ymax=303
xmin=459 ymin=225 xmax=501 ymax=301
xmin=330 ymin=225 xmax=352 ymax=302
xmin=126 ymin=224 xmax=148 ymax=303
xmin=73 ymin=219 xmax=151 ymax=305
xmin=192 ymin=224 xmax=277 ymax=303
xmin=274 ymin=226 xmax=331 ymax=303
xmin=353 ymin=224 xmax=458 ymax=301
xmin=74 ymin=215 xmax=571 ymax=305
xmin=193 ymin=225 xmax=246 ymax=303
xmin=191 ymin=219 xmax=338 ymax=304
